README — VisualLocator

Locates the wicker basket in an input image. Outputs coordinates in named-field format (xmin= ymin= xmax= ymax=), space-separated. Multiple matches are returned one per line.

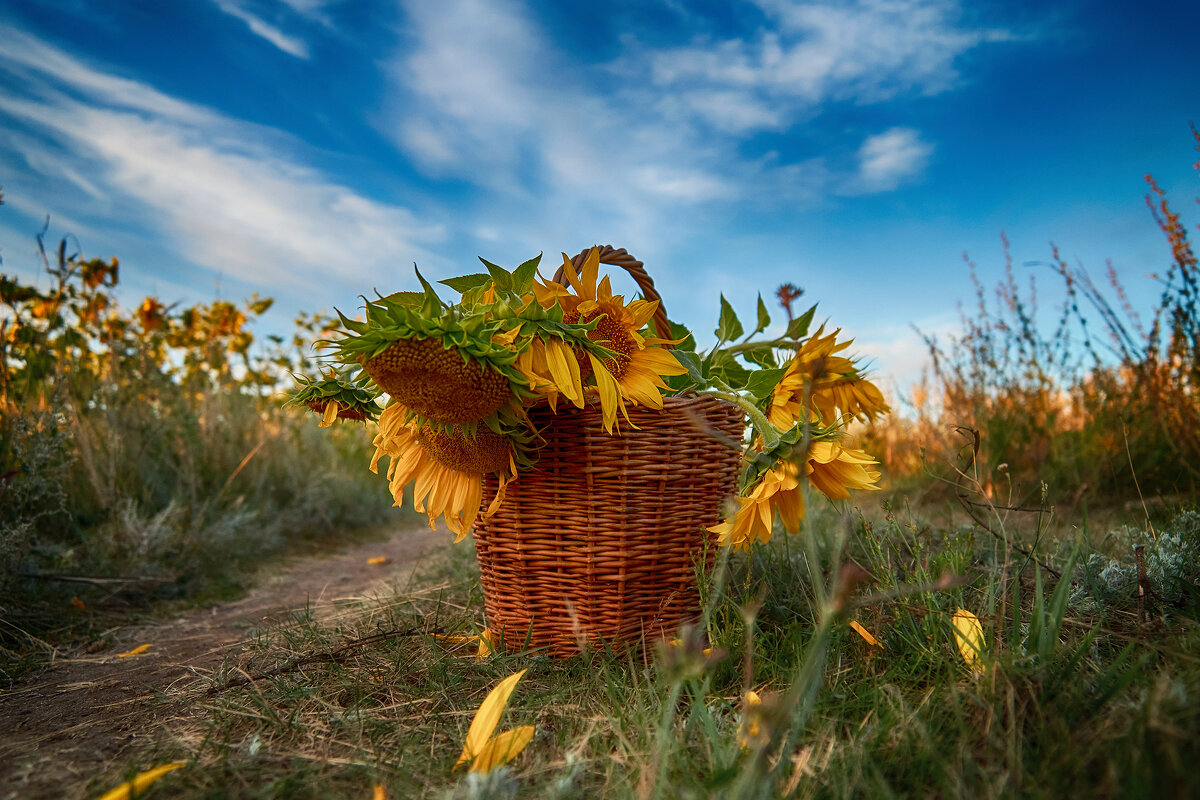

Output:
xmin=472 ymin=246 xmax=744 ymax=657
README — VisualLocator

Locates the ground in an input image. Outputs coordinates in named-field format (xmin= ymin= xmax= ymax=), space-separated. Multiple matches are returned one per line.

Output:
xmin=0 ymin=522 xmax=441 ymax=800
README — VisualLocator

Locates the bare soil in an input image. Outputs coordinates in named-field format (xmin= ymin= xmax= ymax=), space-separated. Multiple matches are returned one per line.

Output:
xmin=0 ymin=522 xmax=441 ymax=800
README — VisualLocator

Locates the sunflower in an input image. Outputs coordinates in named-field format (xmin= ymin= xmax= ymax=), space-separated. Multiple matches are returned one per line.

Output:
xmin=286 ymin=371 xmax=380 ymax=426
xmin=534 ymin=248 xmax=687 ymax=431
xmin=329 ymin=281 xmax=529 ymax=431
xmin=768 ymin=325 xmax=890 ymax=428
xmin=708 ymin=461 xmax=804 ymax=552
xmin=710 ymin=441 xmax=881 ymax=551
xmin=370 ymin=403 xmax=516 ymax=541
xmin=805 ymin=441 xmax=882 ymax=499
xmin=363 ymin=336 xmax=514 ymax=424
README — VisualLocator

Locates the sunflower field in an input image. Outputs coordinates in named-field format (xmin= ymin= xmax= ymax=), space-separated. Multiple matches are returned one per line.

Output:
xmin=0 ymin=219 xmax=396 ymax=678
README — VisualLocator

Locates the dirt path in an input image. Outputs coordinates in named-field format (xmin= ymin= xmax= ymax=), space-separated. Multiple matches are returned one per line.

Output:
xmin=0 ymin=522 xmax=441 ymax=799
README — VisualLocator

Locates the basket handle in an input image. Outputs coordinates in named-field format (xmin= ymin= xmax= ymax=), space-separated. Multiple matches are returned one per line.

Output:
xmin=553 ymin=245 xmax=671 ymax=343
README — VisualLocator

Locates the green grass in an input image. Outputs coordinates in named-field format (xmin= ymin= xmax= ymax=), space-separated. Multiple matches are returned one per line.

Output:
xmin=96 ymin=494 xmax=1200 ymax=799
xmin=0 ymin=236 xmax=403 ymax=683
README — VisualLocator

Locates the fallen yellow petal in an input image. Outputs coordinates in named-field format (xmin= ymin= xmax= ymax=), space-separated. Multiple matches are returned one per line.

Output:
xmin=477 ymin=628 xmax=494 ymax=661
xmin=951 ymin=608 xmax=986 ymax=674
xmin=95 ymin=761 xmax=187 ymax=800
xmin=470 ymin=725 xmax=535 ymax=773
xmin=366 ymin=556 xmax=390 ymax=565
xmin=373 ymin=784 xmax=385 ymax=800
xmin=849 ymin=620 xmax=881 ymax=647
xmin=116 ymin=644 xmax=153 ymax=658
xmin=455 ymin=669 xmax=528 ymax=770
xmin=433 ymin=633 xmax=479 ymax=645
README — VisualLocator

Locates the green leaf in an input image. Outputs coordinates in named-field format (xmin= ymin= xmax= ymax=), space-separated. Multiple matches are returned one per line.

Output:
xmin=439 ymin=273 xmax=493 ymax=293
xmin=673 ymin=349 xmax=705 ymax=385
xmin=511 ymin=254 xmax=542 ymax=294
xmin=743 ymin=365 xmax=789 ymax=400
xmin=754 ymin=294 xmax=770 ymax=336
xmin=479 ymin=258 xmax=513 ymax=295
xmin=715 ymin=295 xmax=743 ymax=342
xmin=668 ymin=319 xmax=696 ymax=351
xmin=708 ymin=350 xmax=751 ymax=388
xmin=741 ymin=343 xmax=778 ymax=369
xmin=786 ymin=304 xmax=816 ymax=339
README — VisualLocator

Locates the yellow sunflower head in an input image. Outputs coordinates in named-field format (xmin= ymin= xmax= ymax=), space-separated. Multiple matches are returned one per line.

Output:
xmin=709 ymin=462 xmax=804 ymax=552
xmin=768 ymin=325 xmax=890 ymax=428
xmin=370 ymin=403 xmax=517 ymax=541
xmin=533 ymin=249 xmax=688 ymax=432
xmin=805 ymin=441 xmax=882 ymax=500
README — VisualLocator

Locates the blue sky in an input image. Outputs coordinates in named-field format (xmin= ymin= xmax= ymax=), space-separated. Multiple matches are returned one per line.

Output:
xmin=1 ymin=0 xmax=1197 ymax=392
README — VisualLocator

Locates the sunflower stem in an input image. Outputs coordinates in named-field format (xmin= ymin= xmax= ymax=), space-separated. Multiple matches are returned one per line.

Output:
xmin=708 ymin=382 xmax=781 ymax=448
xmin=719 ymin=336 xmax=808 ymax=355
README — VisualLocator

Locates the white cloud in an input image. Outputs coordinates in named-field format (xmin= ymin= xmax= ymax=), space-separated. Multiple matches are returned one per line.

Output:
xmin=0 ymin=25 xmax=216 ymax=125
xmin=645 ymin=0 xmax=1008 ymax=131
xmin=380 ymin=0 xmax=1001 ymax=258
xmin=0 ymin=28 xmax=444 ymax=296
xmin=213 ymin=0 xmax=310 ymax=58
xmin=380 ymin=0 xmax=738 ymax=263
xmin=846 ymin=127 xmax=934 ymax=193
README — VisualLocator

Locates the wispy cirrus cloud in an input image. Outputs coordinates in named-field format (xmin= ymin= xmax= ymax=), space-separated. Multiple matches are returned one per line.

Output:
xmin=212 ymin=0 xmax=310 ymax=58
xmin=382 ymin=0 xmax=739 ymax=264
xmin=645 ymin=0 xmax=1012 ymax=133
xmin=0 ymin=23 xmax=443 ymax=297
xmin=382 ymin=0 xmax=1008 ymax=265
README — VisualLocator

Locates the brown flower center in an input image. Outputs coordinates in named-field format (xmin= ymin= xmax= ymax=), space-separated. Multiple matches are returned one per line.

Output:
xmin=415 ymin=425 xmax=511 ymax=475
xmin=563 ymin=308 xmax=635 ymax=380
xmin=363 ymin=337 xmax=510 ymax=423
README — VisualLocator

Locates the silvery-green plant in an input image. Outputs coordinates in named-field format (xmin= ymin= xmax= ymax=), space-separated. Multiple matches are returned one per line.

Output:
xmin=1070 ymin=511 xmax=1200 ymax=613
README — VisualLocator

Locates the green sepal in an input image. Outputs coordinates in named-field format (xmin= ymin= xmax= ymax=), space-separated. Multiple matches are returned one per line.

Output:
xmin=334 ymin=308 xmax=368 ymax=335
xmin=377 ymin=291 xmax=426 ymax=309
xmin=479 ymin=258 xmax=513 ymax=295
xmin=413 ymin=266 xmax=445 ymax=317
xmin=439 ymin=273 xmax=492 ymax=294
xmin=284 ymin=371 xmax=382 ymax=421
xmin=511 ymin=254 xmax=542 ymax=294
xmin=738 ymin=420 xmax=840 ymax=493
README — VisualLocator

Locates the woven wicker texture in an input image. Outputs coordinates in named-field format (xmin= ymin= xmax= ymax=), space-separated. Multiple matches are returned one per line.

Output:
xmin=474 ymin=394 xmax=744 ymax=656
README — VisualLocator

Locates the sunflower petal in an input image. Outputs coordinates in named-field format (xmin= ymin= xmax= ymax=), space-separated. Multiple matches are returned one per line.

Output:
xmin=455 ymin=669 xmax=529 ymax=770
xmin=471 ymin=726 xmax=535 ymax=773
xmin=588 ymin=353 xmax=621 ymax=433
xmin=319 ymin=401 xmax=340 ymax=427
xmin=95 ymin=761 xmax=187 ymax=800
xmin=951 ymin=608 xmax=986 ymax=673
